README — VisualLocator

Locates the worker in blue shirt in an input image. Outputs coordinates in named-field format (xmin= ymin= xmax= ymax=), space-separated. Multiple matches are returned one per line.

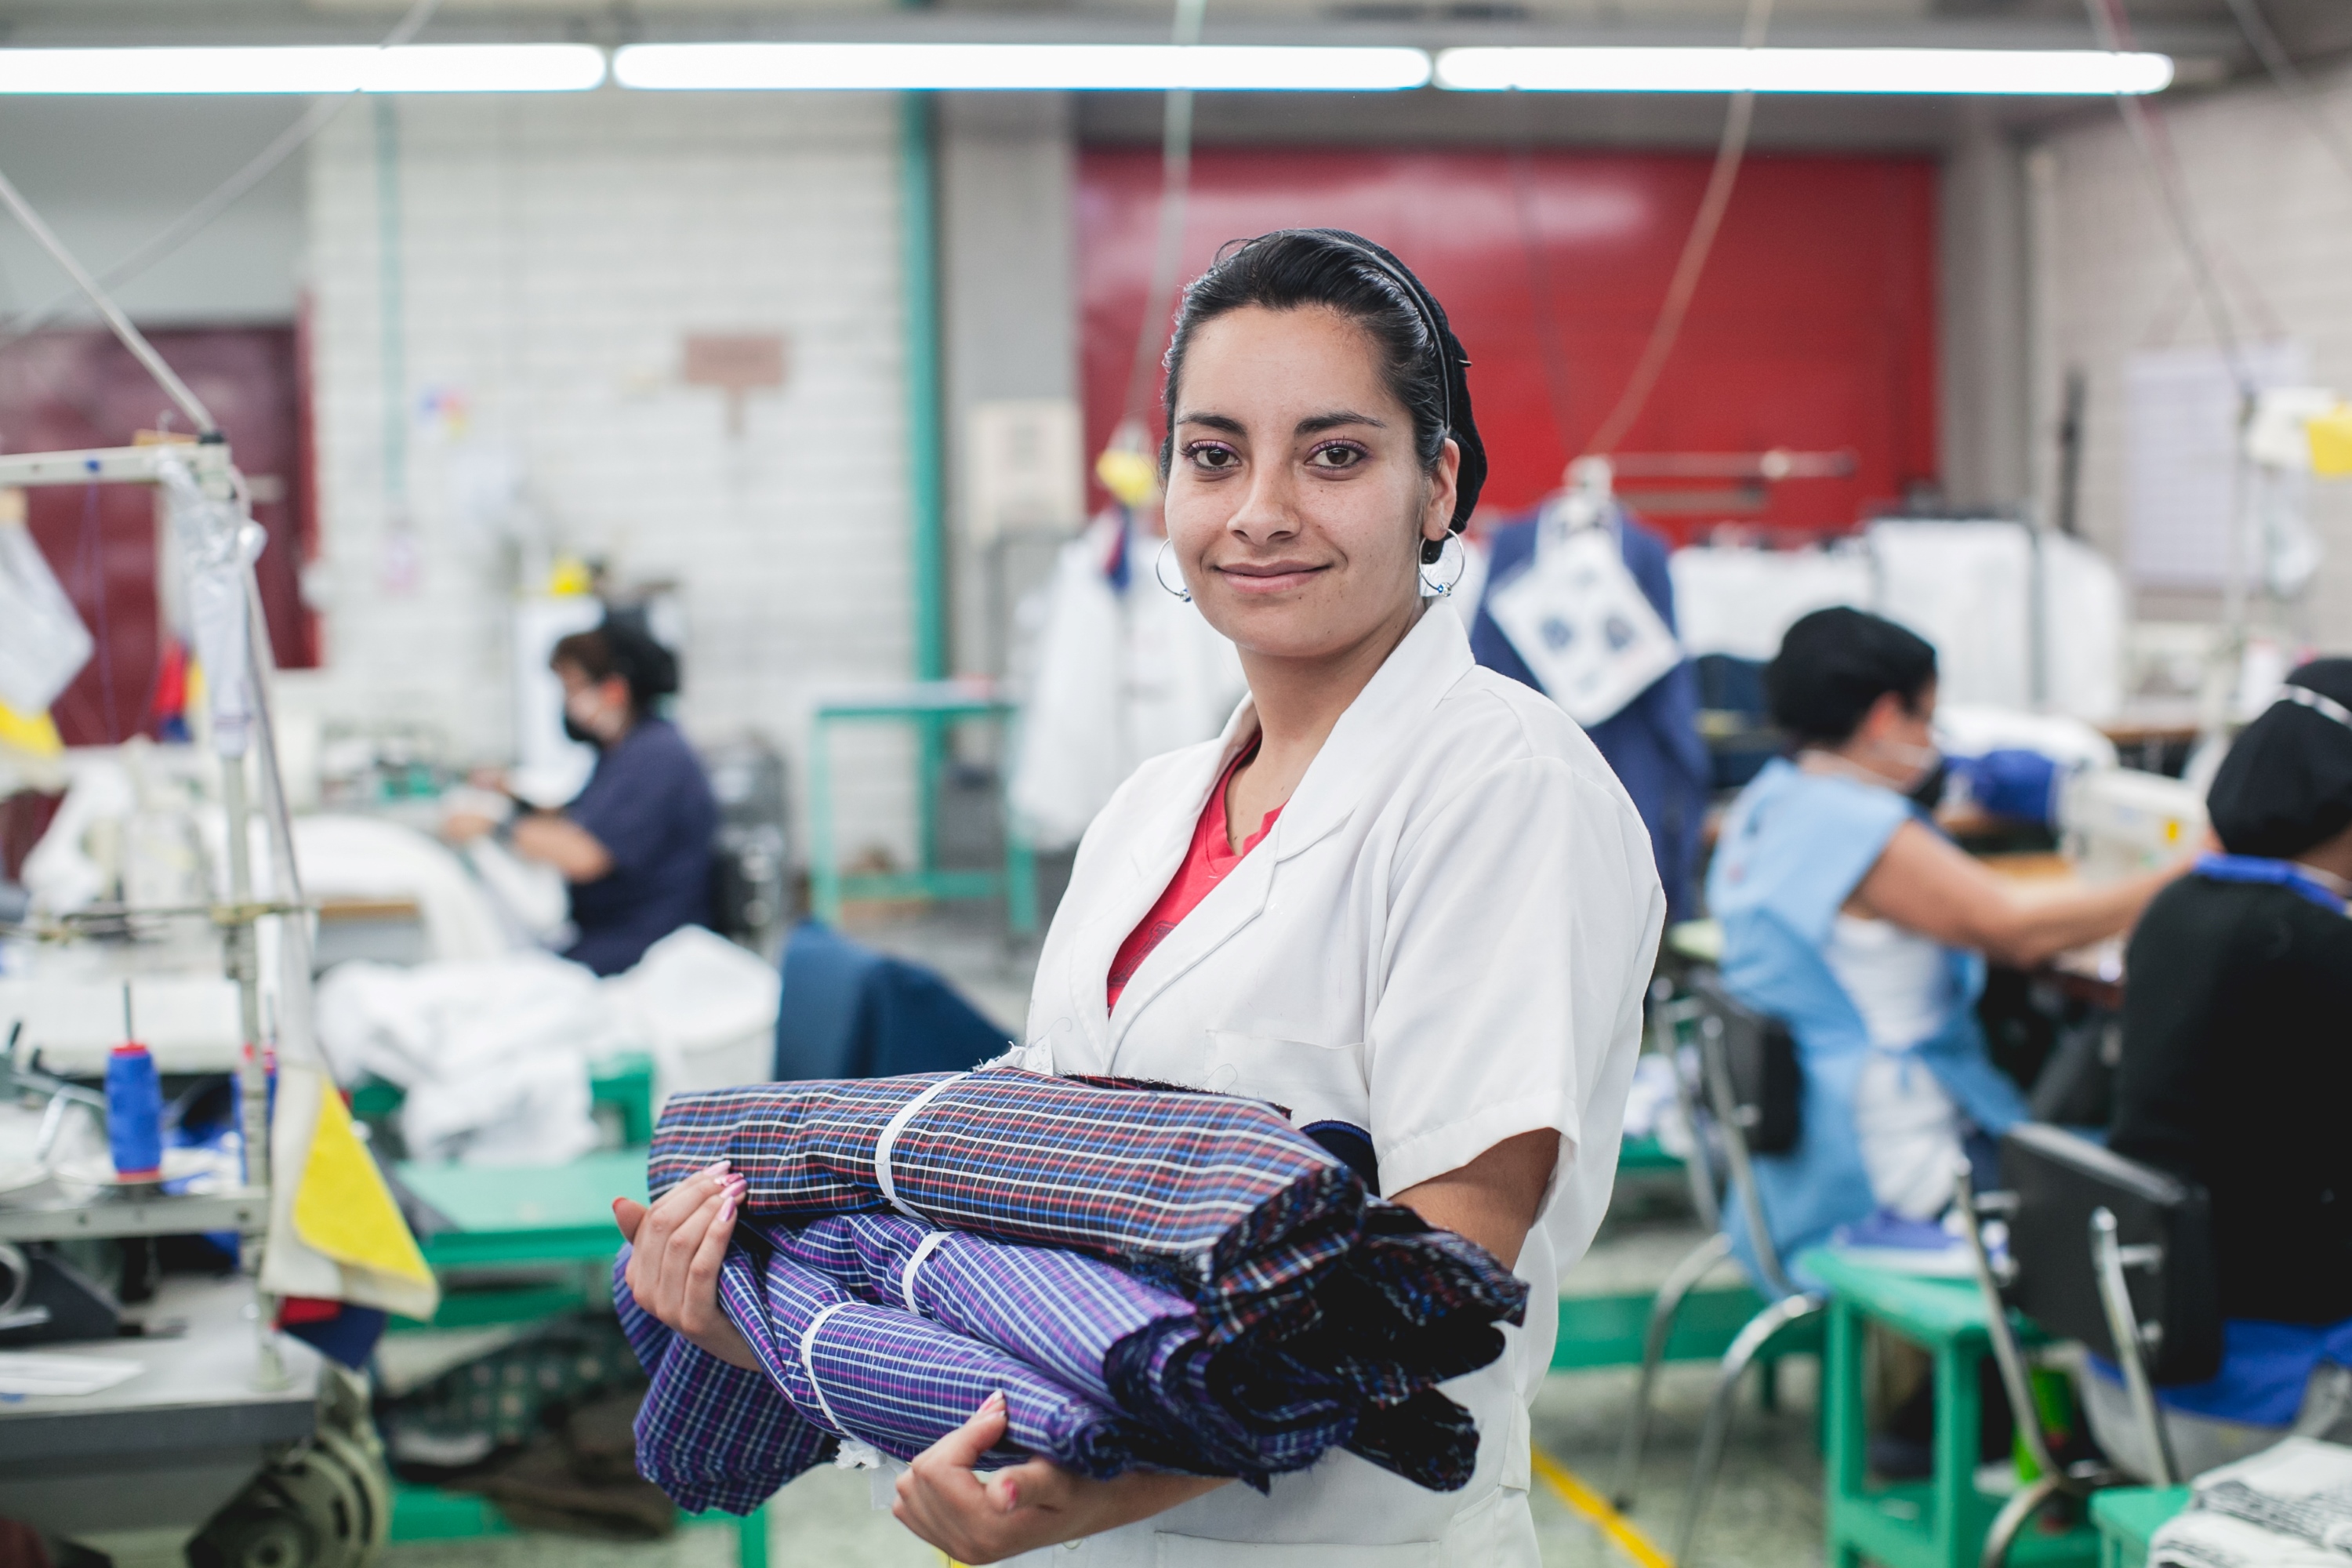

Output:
xmin=452 ymin=618 xmax=717 ymax=975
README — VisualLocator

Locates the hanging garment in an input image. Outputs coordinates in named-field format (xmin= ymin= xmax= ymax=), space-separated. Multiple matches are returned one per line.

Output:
xmin=1008 ymin=510 xmax=1247 ymax=851
xmin=1471 ymin=504 xmax=1709 ymax=919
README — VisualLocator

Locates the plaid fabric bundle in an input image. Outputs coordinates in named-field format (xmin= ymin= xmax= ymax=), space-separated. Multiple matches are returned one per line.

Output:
xmin=627 ymin=1068 xmax=1529 ymax=1506
xmin=615 ymin=1260 xmax=832 ymax=1515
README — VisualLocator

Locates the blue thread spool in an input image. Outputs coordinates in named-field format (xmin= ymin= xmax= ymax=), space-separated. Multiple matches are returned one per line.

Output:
xmin=107 ymin=987 xmax=163 ymax=1181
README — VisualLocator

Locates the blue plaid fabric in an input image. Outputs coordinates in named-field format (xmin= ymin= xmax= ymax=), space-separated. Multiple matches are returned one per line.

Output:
xmin=615 ymin=1254 xmax=833 ymax=1515
xmin=627 ymin=1069 xmax=1530 ymax=1508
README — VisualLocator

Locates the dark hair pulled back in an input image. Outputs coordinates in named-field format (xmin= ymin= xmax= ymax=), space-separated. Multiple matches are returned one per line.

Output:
xmin=1157 ymin=228 xmax=1486 ymax=563
xmin=550 ymin=612 xmax=681 ymax=715
xmin=1765 ymin=607 xmax=1938 ymax=746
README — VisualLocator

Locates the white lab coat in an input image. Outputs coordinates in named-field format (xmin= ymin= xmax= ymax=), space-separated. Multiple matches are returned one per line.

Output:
xmin=1004 ymin=607 xmax=1665 ymax=1566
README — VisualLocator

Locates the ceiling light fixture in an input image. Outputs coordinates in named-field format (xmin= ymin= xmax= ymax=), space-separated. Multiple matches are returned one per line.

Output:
xmin=612 ymin=42 xmax=1433 ymax=93
xmin=1434 ymin=46 xmax=2173 ymax=96
xmin=0 ymin=45 xmax=609 ymax=95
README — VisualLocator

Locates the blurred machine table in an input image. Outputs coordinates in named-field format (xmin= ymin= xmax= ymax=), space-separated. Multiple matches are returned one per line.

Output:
xmin=391 ymin=1149 xmax=648 ymax=1328
xmin=0 ymin=1272 xmax=321 ymax=1545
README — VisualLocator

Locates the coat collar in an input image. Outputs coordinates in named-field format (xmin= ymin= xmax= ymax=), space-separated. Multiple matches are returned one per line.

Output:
xmin=1258 ymin=603 xmax=1477 ymax=865
xmin=1064 ymin=605 xmax=1479 ymax=1068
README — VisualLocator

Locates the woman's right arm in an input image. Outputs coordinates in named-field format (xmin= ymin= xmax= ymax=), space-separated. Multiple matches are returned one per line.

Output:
xmin=1850 ymin=818 xmax=2184 ymax=969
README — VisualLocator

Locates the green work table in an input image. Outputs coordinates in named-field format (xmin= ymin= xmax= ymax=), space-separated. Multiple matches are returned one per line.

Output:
xmin=390 ymin=1149 xmax=647 ymax=1330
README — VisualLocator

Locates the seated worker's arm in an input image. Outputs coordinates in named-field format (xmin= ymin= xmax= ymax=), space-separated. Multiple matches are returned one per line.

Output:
xmin=1851 ymin=818 xmax=2189 ymax=969
xmin=509 ymin=812 xmax=613 ymax=883
xmin=444 ymin=806 xmax=615 ymax=883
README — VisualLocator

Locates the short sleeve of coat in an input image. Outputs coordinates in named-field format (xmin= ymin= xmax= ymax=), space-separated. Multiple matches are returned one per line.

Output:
xmin=1367 ymin=753 xmax=1666 ymax=1200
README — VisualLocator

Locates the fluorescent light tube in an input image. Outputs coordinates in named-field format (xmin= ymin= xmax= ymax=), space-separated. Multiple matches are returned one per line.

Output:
xmin=1434 ymin=46 xmax=2172 ymax=96
xmin=0 ymin=45 xmax=608 ymax=95
xmin=613 ymin=42 xmax=1433 ymax=93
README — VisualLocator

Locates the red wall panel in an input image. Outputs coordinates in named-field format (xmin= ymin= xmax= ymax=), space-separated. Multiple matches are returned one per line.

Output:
xmin=0 ymin=326 xmax=315 ymax=746
xmin=1079 ymin=147 xmax=1938 ymax=543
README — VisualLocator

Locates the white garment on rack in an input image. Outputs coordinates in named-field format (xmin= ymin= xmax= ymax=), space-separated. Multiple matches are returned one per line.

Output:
xmin=1828 ymin=914 xmax=1965 ymax=1219
xmin=1007 ymin=514 xmax=1246 ymax=851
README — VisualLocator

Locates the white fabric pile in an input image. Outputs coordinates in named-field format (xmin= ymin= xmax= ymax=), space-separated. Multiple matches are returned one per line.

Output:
xmin=2152 ymin=1438 xmax=2352 ymax=1568
xmin=316 ymin=925 xmax=780 ymax=1165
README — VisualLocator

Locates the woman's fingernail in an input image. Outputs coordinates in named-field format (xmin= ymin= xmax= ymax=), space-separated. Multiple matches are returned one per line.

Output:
xmin=985 ymin=1390 xmax=1006 ymax=1410
xmin=719 ymin=1196 xmax=736 ymax=1222
xmin=1001 ymin=1480 xmax=1020 ymax=1510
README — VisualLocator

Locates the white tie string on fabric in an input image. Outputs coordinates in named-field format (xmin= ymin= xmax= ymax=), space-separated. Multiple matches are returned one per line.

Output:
xmin=899 ymin=1229 xmax=953 ymax=1317
xmin=797 ymin=1300 xmax=859 ymax=1436
xmin=873 ymin=1073 xmax=968 ymax=1219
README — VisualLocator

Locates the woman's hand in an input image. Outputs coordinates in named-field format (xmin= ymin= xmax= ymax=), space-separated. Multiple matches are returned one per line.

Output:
xmin=612 ymin=1162 xmax=758 ymax=1371
xmin=892 ymin=1395 xmax=1229 ymax=1564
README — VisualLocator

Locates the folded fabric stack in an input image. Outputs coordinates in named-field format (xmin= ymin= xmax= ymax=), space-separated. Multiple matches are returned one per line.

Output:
xmin=2151 ymin=1437 xmax=2352 ymax=1568
xmin=620 ymin=1067 xmax=1530 ymax=1512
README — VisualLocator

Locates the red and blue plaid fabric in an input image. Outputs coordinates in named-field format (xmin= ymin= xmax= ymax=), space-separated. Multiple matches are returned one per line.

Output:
xmin=629 ymin=1069 xmax=1529 ymax=1507
xmin=615 ymin=1255 xmax=833 ymax=1515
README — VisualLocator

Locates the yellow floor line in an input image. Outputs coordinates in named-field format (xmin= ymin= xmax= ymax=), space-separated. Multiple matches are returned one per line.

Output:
xmin=1531 ymin=1446 xmax=1678 ymax=1568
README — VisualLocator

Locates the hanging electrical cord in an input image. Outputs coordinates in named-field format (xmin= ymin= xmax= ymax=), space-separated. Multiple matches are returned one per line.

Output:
xmin=0 ymin=0 xmax=443 ymax=349
xmin=1103 ymin=0 xmax=1207 ymax=485
xmin=2216 ymin=0 xmax=2352 ymax=187
xmin=2082 ymin=0 xmax=2252 ymax=392
xmin=0 ymin=162 xmax=219 ymax=432
xmin=1581 ymin=0 xmax=1773 ymax=458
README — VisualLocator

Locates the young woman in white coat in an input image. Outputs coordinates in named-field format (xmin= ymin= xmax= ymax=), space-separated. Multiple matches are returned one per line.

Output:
xmin=620 ymin=229 xmax=1666 ymax=1565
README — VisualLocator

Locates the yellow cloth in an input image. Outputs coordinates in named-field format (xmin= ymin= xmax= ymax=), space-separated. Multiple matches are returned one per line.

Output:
xmin=1094 ymin=447 xmax=1160 ymax=509
xmin=2309 ymin=404 xmax=2352 ymax=477
xmin=0 ymin=699 xmax=61 ymax=757
xmin=292 ymin=1086 xmax=435 ymax=1294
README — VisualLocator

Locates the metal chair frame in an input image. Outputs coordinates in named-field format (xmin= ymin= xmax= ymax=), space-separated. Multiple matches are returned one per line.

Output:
xmin=1608 ymin=981 xmax=1825 ymax=1565
xmin=1954 ymin=1164 xmax=2178 ymax=1568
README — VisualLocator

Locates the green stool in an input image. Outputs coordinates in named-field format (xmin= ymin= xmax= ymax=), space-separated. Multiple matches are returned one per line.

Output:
xmin=1803 ymin=1247 xmax=2101 ymax=1568
xmin=2089 ymin=1486 xmax=2190 ymax=1568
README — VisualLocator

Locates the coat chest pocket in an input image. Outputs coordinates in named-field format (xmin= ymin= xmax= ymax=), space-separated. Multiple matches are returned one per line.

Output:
xmin=1205 ymin=1031 xmax=1374 ymax=1181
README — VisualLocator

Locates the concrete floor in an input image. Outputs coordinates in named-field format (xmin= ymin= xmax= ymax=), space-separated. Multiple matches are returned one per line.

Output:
xmin=382 ymin=906 xmax=1832 ymax=1568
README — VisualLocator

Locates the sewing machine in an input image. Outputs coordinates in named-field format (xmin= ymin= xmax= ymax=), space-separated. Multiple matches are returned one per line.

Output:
xmin=2058 ymin=767 xmax=2207 ymax=885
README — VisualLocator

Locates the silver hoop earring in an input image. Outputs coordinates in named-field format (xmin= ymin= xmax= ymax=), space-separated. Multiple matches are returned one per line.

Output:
xmin=1420 ymin=533 xmax=1468 ymax=599
xmin=1154 ymin=538 xmax=1192 ymax=603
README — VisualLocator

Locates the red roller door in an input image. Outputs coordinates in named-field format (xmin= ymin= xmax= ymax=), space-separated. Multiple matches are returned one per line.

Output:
xmin=1079 ymin=147 xmax=1937 ymax=543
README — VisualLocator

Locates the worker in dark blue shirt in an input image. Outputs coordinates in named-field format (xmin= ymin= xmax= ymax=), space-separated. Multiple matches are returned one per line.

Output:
xmin=452 ymin=618 xmax=718 ymax=975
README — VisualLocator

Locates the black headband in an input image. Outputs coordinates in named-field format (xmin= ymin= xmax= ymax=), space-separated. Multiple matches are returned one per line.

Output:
xmin=1224 ymin=229 xmax=1486 ymax=544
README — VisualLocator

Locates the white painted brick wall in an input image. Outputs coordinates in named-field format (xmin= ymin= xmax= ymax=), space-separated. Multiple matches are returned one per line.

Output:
xmin=2042 ymin=62 xmax=2352 ymax=644
xmin=299 ymin=89 xmax=922 ymax=867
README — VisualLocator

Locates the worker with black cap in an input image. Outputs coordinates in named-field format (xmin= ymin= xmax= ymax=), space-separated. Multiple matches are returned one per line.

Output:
xmin=2100 ymin=659 xmax=2352 ymax=1454
xmin=2119 ymin=659 xmax=2352 ymax=1214
xmin=449 ymin=614 xmax=717 ymax=975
